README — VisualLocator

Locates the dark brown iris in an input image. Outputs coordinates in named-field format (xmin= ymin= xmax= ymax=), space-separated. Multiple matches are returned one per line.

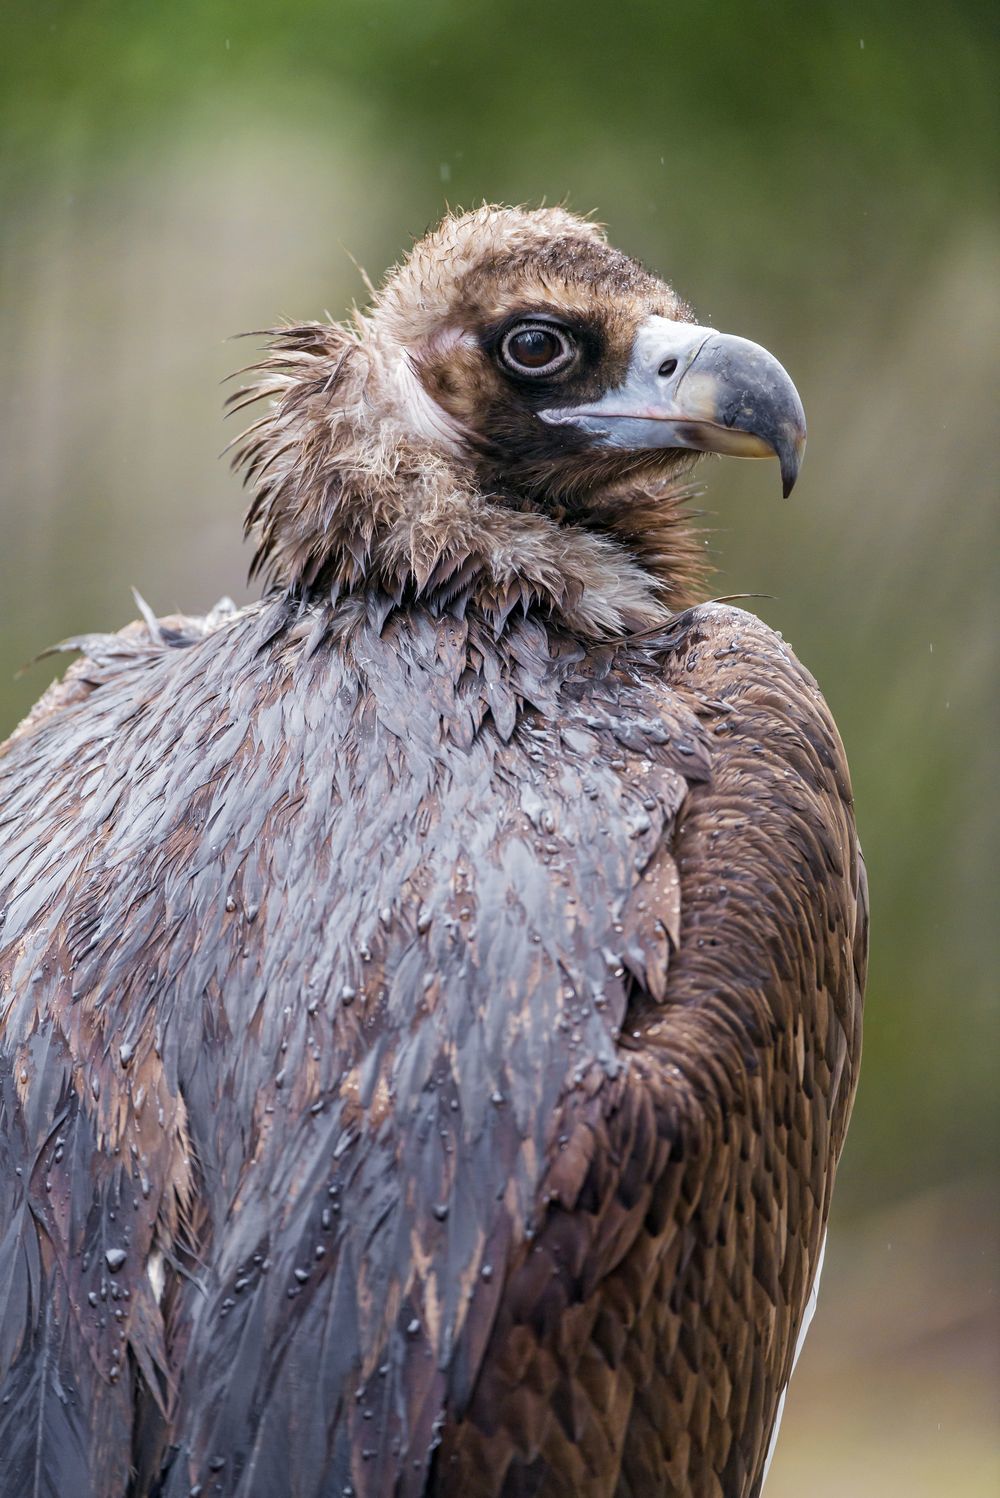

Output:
xmin=509 ymin=329 xmax=559 ymax=367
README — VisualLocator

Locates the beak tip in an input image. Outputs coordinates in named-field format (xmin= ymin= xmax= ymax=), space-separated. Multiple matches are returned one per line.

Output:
xmin=778 ymin=433 xmax=807 ymax=498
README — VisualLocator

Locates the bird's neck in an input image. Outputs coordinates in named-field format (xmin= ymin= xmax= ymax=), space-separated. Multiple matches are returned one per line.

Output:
xmin=234 ymin=325 xmax=706 ymax=638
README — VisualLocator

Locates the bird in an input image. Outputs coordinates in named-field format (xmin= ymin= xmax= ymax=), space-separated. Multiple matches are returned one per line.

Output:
xmin=0 ymin=205 xmax=866 ymax=1498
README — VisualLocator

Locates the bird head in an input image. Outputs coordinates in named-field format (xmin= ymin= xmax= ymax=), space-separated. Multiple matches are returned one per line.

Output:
xmin=234 ymin=205 xmax=806 ymax=634
xmin=371 ymin=205 xmax=805 ymax=501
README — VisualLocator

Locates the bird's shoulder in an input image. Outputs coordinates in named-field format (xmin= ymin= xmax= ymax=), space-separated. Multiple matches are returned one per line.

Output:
xmin=1 ymin=595 xmax=248 ymax=751
xmin=637 ymin=600 xmax=838 ymax=735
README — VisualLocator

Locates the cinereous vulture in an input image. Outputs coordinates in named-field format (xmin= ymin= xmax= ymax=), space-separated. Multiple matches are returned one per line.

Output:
xmin=0 ymin=206 xmax=866 ymax=1498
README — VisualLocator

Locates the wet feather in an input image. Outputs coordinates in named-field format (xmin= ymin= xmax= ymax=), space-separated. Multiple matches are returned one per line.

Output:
xmin=0 ymin=205 xmax=864 ymax=1498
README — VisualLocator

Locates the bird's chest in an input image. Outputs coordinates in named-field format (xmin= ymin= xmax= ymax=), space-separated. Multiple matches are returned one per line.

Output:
xmin=196 ymin=656 xmax=695 ymax=1114
xmin=0 ymin=620 xmax=706 ymax=1205
xmin=127 ymin=631 xmax=696 ymax=1149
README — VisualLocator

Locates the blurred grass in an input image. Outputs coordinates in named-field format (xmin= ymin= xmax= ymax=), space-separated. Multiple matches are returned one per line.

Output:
xmin=1 ymin=2 xmax=997 ymax=1490
xmin=768 ymin=1178 xmax=1000 ymax=1496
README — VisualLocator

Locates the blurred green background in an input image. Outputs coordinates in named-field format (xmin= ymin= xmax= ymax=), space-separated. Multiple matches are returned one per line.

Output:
xmin=1 ymin=2 xmax=997 ymax=1491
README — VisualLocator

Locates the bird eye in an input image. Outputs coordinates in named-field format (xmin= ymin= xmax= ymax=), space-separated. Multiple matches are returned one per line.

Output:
xmin=500 ymin=323 xmax=576 ymax=377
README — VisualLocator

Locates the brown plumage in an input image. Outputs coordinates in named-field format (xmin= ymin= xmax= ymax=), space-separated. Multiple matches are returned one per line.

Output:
xmin=0 ymin=205 xmax=865 ymax=1498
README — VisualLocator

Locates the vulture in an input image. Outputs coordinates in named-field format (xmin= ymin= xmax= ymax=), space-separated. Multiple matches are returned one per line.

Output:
xmin=0 ymin=205 xmax=866 ymax=1498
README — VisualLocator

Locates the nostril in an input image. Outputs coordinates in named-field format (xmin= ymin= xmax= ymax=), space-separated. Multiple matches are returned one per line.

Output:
xmin=658 ymin=358 xmax=678 ymax=378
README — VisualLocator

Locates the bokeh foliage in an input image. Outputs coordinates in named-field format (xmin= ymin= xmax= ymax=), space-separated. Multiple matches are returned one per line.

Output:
xmin=1 ymin=3 xmax=997 ymax=1489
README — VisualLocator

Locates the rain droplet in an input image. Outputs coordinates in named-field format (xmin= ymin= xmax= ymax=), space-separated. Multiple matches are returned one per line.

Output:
xmin=105 ymin=1249 xmax=126 ymax=1272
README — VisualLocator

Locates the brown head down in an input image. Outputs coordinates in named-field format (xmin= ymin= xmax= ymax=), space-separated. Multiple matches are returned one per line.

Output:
xmin=233 ymin=205 xmax=806 ymax=637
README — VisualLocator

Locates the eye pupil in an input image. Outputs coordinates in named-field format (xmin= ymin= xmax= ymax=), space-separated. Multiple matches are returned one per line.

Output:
xmin=509 ymin=329 xmax=559 ymax=367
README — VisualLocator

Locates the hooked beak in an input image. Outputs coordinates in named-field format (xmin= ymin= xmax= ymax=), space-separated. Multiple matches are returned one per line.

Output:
xmin=540 ymin=315 xmax=807 ymax=496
